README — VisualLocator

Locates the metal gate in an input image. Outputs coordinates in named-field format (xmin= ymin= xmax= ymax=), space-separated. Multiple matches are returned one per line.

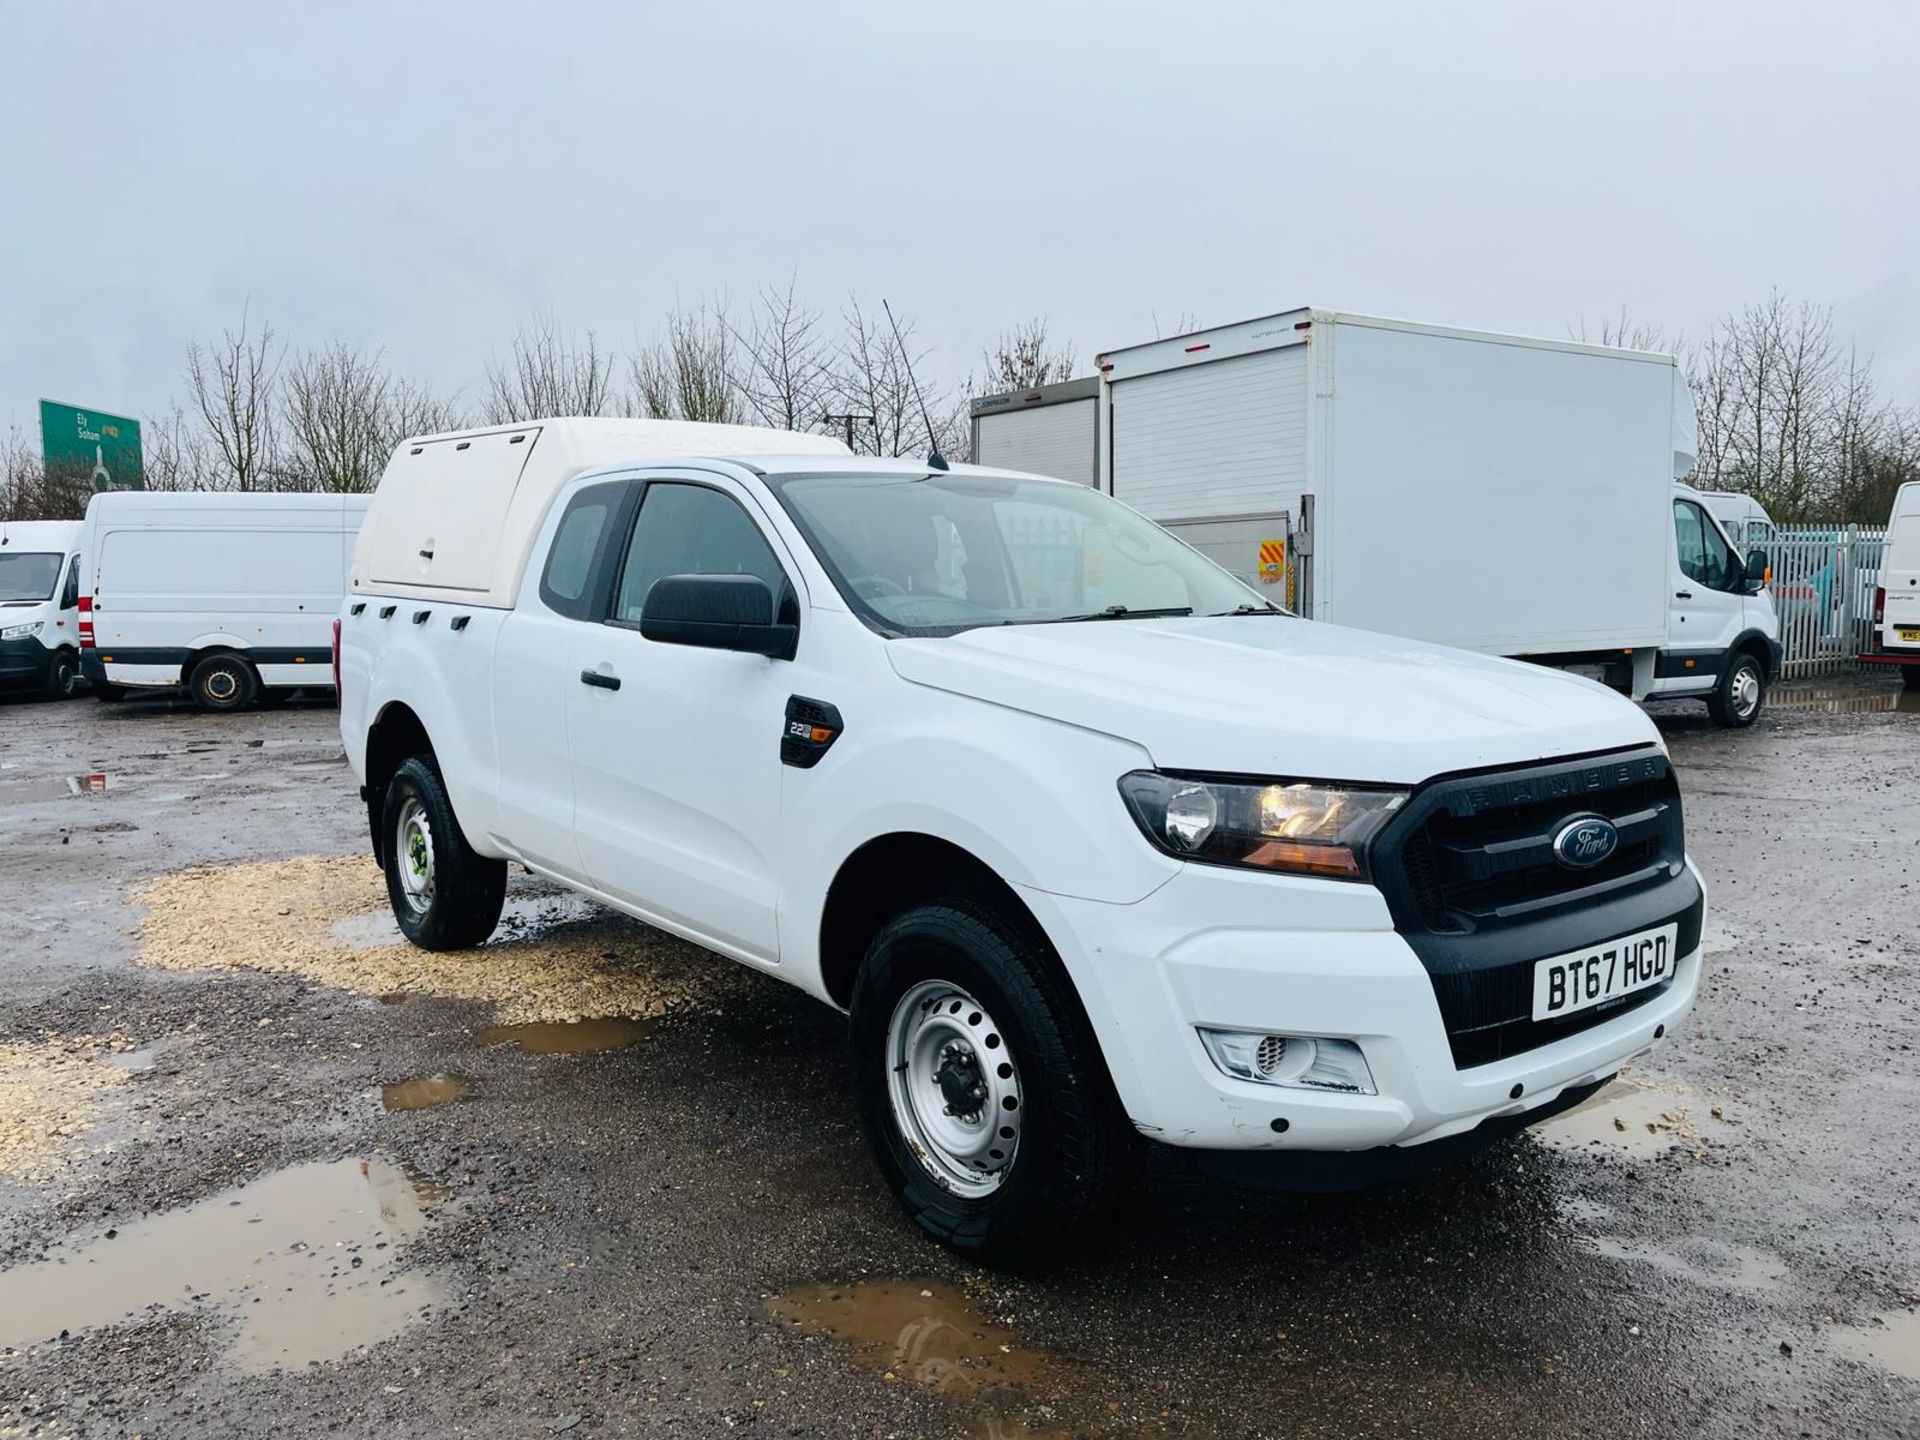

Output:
xmin=1770 ymin=525 xmax=1888 ymax=677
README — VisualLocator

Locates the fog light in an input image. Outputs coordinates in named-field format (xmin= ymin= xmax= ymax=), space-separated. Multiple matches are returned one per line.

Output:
xmin=1197 ymin=1029 xmax=1376 ymax=1095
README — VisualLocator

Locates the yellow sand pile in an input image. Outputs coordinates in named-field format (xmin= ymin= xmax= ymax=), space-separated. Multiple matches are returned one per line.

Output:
xmin=134 ymin=855 xmax=749 ymax=1025
xmin=0 ymin=1037 xmax=130 ymax=1182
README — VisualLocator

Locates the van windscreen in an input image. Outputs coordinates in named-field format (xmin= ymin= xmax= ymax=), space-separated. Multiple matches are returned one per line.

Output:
xmin=0 ymin=551 xmax=62 ymax=602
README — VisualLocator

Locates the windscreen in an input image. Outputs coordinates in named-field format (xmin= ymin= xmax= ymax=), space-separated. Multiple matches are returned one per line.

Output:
xmin=769 ymin=470 xmax=1274 ymax=637
xmin=0 ymin=551 xmax=62 ymax=602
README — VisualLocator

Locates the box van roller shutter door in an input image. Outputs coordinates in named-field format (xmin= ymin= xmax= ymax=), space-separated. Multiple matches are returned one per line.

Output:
xmin=366 ymin=428 xmax=541 ymax=592
xmin=1109 ymin=347 xmax=1309 ymax=522
xmin=975 ymin=399 xmax=1098 ymax=486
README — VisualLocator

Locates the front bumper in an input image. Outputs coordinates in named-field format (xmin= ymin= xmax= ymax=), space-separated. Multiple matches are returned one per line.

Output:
xmin=1021 ymin=858 xmax=1704 ymax=1156
xmin=0 ymin=636 xmax=56 ymax=691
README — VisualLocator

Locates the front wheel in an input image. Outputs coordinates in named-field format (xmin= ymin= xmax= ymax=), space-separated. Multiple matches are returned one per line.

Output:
xmin=848 ymin=899 xmax=1139 ymax=1258
xmin=1708 ymin=651 xmax=1766 ymax=728
xmin=380 ymin=756 xmax=507 ymax=950
xmin=42 ymin=649 xmax=80 ymax=700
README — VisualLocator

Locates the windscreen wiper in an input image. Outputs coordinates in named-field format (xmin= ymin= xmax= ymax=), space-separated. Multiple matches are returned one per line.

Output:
xmin=1205 ymin=603 xmax=1286 ymax=616
xmin=1045 ymin=605 xmax=1195 ymax=623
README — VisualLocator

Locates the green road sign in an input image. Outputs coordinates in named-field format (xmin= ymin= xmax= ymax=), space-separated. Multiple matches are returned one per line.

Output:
xmin=39 ymin=399 xmax=143 ymax=492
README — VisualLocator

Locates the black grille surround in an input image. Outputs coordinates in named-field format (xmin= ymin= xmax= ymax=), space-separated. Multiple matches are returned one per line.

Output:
xmin=1367 ymin=744 xmax=1703 ymax=1069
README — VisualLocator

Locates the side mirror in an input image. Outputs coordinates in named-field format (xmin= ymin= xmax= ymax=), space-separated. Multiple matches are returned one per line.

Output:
xmin=1744 ymin=548 xmax=1771 ymax=594
xmin=639 ymin=574 xmax=796 ymax=660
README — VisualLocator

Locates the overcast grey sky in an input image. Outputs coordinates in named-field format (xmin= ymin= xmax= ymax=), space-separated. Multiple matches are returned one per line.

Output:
xmin=3 ymin=0 xmax=1916 ymax=434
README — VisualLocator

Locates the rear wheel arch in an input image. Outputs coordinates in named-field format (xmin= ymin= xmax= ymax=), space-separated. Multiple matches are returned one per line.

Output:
xmin=364 ymin=702 xmax=438 ymax=865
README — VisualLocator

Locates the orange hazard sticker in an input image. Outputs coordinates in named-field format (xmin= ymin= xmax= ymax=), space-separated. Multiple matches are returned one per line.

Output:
xmin=1257 ymin=537 xmax=1286 ymax=584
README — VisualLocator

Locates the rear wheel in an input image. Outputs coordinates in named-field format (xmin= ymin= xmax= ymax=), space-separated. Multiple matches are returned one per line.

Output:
xmin=380 ymin=756 xmax=507 ymax=950
xmin=848 ymin=899 xmax=1139 ymax=1258
xmin=189 ymin=653 xmax=259 ymax=713
xmin=1709 ymin=651 xmax=1766 ymax=728
xmin=42 ymin=649 xmax=80 ymax=700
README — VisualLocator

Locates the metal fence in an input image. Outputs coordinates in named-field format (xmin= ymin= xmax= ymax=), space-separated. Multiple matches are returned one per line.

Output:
xmin=1771 ymin=525 xmax=1887 ymax=677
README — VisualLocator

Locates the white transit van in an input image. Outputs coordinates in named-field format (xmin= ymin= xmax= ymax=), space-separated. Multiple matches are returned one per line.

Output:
xmin=0 ymin=520 xmax=86 ymax=699
xmin=1863 ymin=480 xmax=1920 ymax=687
xmin=80 ymin=491 xmax=372 ymax=711
xmin=1698 ymin=491 xmax=1776 ymax=553
xmin=340 ymin=417 xmax=1706 ymax=1255
xmin=974 ymin=308 xmax=1782 ymax=727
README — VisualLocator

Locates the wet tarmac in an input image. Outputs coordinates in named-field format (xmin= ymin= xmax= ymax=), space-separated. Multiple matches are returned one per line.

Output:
xmin=0 ymin=684 xmax=1916 ymax=1438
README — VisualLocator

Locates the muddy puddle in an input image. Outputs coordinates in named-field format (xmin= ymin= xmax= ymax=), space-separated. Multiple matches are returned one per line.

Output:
xmin=136 ymin=855 xmax=748 ymax=1026
xmin=1829 ymin=1308 xmax=1920 ymax=1382
xmin=1583 ymin=1235 xmax=1788 ymax=1293
xmin=768 ymin=1280 xmax=1142 ymax=1440
xmin=0 ymin=1157 xmax=447 ymax=1372
xmin=473 ymin=1017 xmax=655 ymax=1054
xmin=381 ymin=1075 xmax=472 ymax=1110
xmin=1772 ymin=682 xmax=1920 ymax=715
xmin=1535 ymin=1076 xmax=1721 ymax=1158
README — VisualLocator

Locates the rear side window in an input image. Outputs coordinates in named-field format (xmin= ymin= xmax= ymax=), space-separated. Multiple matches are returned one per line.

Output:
xmin=613 ymin=483 xmax=788 ymax=624
xmin=540 ymin=482 xmax=624 ymax=619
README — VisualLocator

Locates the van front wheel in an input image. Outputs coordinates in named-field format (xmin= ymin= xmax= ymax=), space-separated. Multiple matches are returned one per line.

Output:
xmin=848 ymin=899 xmax=1139 ymax=1258
xmin=1709 ymin=652 xmax=1766 ymax=728
xmin=380 ymin=757 xmax=506 ymax=950
xmin=189 ymin=654 xmax=259 ymax=713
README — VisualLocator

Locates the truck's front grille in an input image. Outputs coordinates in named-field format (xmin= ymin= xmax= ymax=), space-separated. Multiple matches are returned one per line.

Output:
xmin=1368 ymin=746 xmax=1697 ymax=1069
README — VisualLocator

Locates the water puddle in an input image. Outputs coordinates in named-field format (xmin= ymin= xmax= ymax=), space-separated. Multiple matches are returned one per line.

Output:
xmin=102 ymin=1048 xmax=157 ymax=1073
xmin=331 ymin=892 xmax=602 ymax=952
xmin=1829 ymin=1308 xmax=1920 ymax=1381
xmin=0 ymin=1157 xmax=447 ymax=1372
xmin=381 ymin=1075 xmax=471 ymax=1110
xmin=1772 ymin=683 xmax=1920 ymax=715
xmin=473 ymin=1017 xmax=655 ymax=1054
xmin=768 ymin=1280 xmax=1129 ymax=1440
xmin=1535 ymin=1077 xmax=1714 ymax=1157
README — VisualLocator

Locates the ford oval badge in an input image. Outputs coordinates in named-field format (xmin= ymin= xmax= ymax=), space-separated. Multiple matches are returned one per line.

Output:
xmin=1552 ymin=817 xmax=1619 ymax=869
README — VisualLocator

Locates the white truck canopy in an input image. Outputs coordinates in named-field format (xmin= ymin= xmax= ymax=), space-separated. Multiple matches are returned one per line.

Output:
xmin=350 ymin=418 xmax=850 ymax=609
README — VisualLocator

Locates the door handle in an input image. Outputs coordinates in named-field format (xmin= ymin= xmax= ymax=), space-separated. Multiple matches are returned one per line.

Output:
xmin=1675 ymin=591 xmax=1694 ymax=600
xmin=579 ymin=669 xmax=621 ymax=691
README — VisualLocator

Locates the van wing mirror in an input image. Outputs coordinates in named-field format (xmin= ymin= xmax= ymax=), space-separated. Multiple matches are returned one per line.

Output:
xmin=638 ymin=574 xmax=796 ymax=659
xmin=1744 ymin=547 xmax=1771 ymax=593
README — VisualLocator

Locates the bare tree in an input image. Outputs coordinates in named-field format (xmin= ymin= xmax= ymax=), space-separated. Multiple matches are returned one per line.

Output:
xmin=141 ymin=402 xmax=220 ymax=493
xmin=632 ymin=304 xmax=742 ymax=424
xmin=833 ymin=296 xmax=943 ymax=458
xmin=186 ymin=312 xmax=282 ymax=492
xmin=1571 ymin=307 xmax=1672 ymax=353
xmin=385 ymin=377 xmax=469 ymax=443
xmin=975 ymin=317 xmax=1077 ymax=395
xmin=730 ymin=277 xmax=832 ymax=432
xmin=482 ymin=315 xmax=619 ymax=422
xmin=1 ymin=426 xmax=47 ymax=520
xmin=283 ymin=342 xmax=393 ymax=493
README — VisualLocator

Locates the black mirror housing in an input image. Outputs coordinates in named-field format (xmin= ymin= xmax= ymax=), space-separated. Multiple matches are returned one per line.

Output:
xmin=1743 ymin=547 xmax=1771 ymax=594
xmin=639 ymin=574 xmax=796 ymax=659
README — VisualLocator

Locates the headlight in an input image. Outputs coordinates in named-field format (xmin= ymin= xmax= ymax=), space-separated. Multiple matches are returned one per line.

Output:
xmin=1 ymin=621 xmax=42 ymax=640
xmin=1118 ymin=770 xmax=1407 ymax=879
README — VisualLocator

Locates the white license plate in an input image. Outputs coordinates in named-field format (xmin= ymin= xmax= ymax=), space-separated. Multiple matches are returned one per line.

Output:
xmin=1531 ymin=923 xmax=1678 ymax=1021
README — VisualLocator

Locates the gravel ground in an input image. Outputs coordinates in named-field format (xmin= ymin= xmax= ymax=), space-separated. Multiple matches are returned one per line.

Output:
xmin=0 ymin=682 xmax=1915 ymax=1439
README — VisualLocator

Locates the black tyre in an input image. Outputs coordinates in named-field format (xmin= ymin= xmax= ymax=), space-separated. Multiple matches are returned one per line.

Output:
xmin=188 ymin=653 xmax=259 ymax=713
xmin=380 ymin=756 xmax=507 ymax=950
xmin=42 ymin=649 xmax=80 ymax=700
xmin=1708 ymin=650 xmax=1766 ymax=728
xmin=848 ymin=898 xmax=1139 ymax=1258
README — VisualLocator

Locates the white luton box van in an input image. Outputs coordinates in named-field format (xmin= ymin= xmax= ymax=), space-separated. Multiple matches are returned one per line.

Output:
xmin=79 ymin=491 xmax=372 ymax=710
xmin=340 ymin=416 xmax=1707 ymax=1256
xmin=1864 ymin=480 xmax=1920 ymax=686
xmin=975 ymin=308 xmax=1783 ymax=727
xmin=0 ymin=520 xmax=86 ymax=699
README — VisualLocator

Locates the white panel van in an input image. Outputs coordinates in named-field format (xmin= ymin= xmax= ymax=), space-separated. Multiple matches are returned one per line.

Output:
xmin=1864 ymin=480 xmax=1920 ymax=687
xmin=78 ymin=491 xmax=372 ymax=711
xmin=0 ymin=520 xmax=86 ymax=699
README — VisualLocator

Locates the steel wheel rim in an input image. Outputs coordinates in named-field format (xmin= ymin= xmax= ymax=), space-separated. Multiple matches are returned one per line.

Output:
xmin=1731 ymin=665 xmax=1761 ymax=719
xmin=885 ymin=979 xmax=1023 ymax=1198
xmin=205 ymin=668 xmax=238 ymax=702
xmin=395 ymin=797 xmax=436 ymax=915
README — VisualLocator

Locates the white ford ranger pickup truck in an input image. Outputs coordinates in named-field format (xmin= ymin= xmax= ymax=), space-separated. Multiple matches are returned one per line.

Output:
xmin=339 ymin=418 xmax=1704 ymax=1255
